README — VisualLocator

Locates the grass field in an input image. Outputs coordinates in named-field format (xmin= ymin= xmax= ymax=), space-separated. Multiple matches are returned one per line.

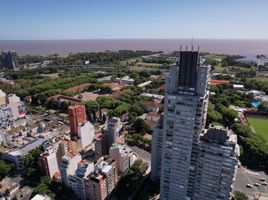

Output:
xmin=204 ymin=54 xmax=225 ymax=61
xmin=120 ymin=59 xmax=163 ymax=67
xmin=247 ymin=116 xmax=268 ymax=141
xmin=247 ymin=76 xmax=268 ymax=84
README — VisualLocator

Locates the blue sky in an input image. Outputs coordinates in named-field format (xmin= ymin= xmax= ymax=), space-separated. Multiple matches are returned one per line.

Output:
xmin=0 ymin=0 xmax=267 ymax=40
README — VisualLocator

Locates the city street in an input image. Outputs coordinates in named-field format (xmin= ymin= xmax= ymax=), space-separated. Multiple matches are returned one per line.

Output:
xmin=234 ymin=166 xmax=268 ymax=199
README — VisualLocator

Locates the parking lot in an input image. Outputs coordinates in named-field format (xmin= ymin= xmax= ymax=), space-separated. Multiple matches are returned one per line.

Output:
xmin=234 ymin=166 xmax=268 ymax=199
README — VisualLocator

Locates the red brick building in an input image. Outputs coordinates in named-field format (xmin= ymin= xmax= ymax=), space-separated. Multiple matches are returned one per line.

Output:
xmin=68 ymin=105 xmax=87 ymax=139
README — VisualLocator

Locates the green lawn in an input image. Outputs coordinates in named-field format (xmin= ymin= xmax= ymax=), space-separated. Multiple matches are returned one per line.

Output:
xmin=247 ymin=77 xmax=268 ymax=84
xmin=136 ymin=62 xmax=163 ymax=67
xmin=247 ymin=116 xmax=268 ymax=141
xmin=213 ymin=65 xmax=255 ymax=73
xmin=213 ymin=65 xmax=225 ymax=73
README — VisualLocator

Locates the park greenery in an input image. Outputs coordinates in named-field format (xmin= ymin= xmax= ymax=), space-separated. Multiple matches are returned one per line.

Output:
xmin=33 ymin=177 xmax=75 ymax=200
xmin=131 ymin=118 xmax=150 ymax=134
xmin=22 ymin=146 xmax=43 ymax=184
xmin=0 ymin=159 xmax=16 ymax=181
xmin=125 ymin=133 xmax=151 ymax=152
xmin=232 ymin=191 xmax=248 ymax=200
xmin=241 ymin=77 xmax=268 ymax=94
xmin=247 ymin=116 xmax=268 ymax=141
xmin=0 ymin=58 xmax=164 ymax=108
xmin=86 ymin=83 xmax=113 ymax=94
xmin=208 ymin=84 xmax=268 ymax=171
xmin=207 ymin=100 xmax=238 ymax=127
xmin=84 ymin=89 xmax=147 ymax=123
xmin=18 ymin=50 xmax=158 ymax=65
xmin=17 ymin=75 xmax=94 ymax=104
xmin=46 ymin=100 xmax=69 ymax=112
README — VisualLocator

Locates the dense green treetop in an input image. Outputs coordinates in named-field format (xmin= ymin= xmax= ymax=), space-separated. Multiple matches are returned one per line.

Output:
xmin=233 ymin=191 xmax=248 ymax=200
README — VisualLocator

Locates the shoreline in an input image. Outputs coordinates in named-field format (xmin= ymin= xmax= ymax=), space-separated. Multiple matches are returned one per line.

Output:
xmin=1 ymin=39 xmax=268 ymax=56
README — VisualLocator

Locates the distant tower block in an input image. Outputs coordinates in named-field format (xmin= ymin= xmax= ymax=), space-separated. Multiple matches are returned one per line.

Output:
xmin=68 ymin=105 xmax=87 ymax=140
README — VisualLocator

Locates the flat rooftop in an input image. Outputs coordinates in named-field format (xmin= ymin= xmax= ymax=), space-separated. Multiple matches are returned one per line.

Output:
xmin=7 ymin=138 xmax=48 ymax=156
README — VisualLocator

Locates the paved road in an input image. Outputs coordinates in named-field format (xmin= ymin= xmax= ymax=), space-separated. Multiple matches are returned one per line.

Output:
xmin=129 ymin=146 xmax=151 ymax=164
xmin=234 ymin=166 xmax=268 ymax=199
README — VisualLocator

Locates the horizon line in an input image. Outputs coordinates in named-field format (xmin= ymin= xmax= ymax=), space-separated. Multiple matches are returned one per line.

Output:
xmin=1 ymin=38 xmax=268 ymax=41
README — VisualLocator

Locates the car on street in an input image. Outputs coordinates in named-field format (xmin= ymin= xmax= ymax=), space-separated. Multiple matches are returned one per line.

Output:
xmin=259 ymin=178 xmax=266 ymax=182
xmin=246 ymin=184 xmax=253 ymax=188
xmin=261 ymin=182 xmax=267 ymax=186
xmin=254 ymin=183 xmax=261 ymax=187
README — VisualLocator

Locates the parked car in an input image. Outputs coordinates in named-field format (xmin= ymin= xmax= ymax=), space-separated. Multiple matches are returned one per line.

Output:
xmin=261 ymin=182 xmax=267 ymax=186
xmin=254 ymin=183 xmax=261 ymax=187
xmin=246 ymin=184 xmax=253 ymax=188
xmin=259 ymin=178 xmax=266 ymax=182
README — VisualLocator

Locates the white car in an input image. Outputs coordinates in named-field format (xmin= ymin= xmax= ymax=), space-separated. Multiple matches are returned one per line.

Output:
xmin=246 ymin=184 xmax=253 ymax=188
xmin=259 ymin=178 xmax=266 ymax=182
xmin=254 ymin=183 xmax=261 ymax=187
xmin=261 ymin=182 xmax=267 ymax=186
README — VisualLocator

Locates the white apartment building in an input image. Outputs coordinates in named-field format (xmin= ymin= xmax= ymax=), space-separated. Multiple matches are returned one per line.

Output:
xmin=0 ymin=106 xmax=13 ymax=128
xmin=7 ymin=94 xmax=20 ymax=104
xmin=60 ymin=153 xmax=94 ymax=200
xmin=39 ymin=145 xmax=60 ymax=179
xmin=109 ymin=143 xmax=137 ymax=173
xmin=0 ymin=130 xmax=12 ymax=146
xmin=77 ymin=121 xmax=95 ymax=149
xmin=107 ymin=117 xmax=123 ymax=149
xmin=60 ymin=153 xmax=82 ymax=188
xmin=70 ymin=161 xmax=94 ymax=200
xmin=0 ymin=94 xmax=25 ymax=128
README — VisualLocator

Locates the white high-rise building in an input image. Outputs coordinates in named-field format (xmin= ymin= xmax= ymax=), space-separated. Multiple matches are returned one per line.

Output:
xmin=39 ymin=146 xmax=59 ymax=179
xmin=60 ymin=153 xmax=94 ymax=200
xmin=151 ymin=49 xmax=211 ymax=200
xmin=77 ymin=121 xmax=95 ymax=149
xmin=109 ymin=143 xmax=137 ymax=173
xmin=60 ymin=153 xmax=82 ymax=187
xmin=71 ymin=161 xmax=94 ymax=200
xmin=0 ymin=131 xmax=11 ymax=146
xmin=107 ymin=117 xmax=123 ymax=149
xmin=7 ymin=94 xmax=20 ymax=104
